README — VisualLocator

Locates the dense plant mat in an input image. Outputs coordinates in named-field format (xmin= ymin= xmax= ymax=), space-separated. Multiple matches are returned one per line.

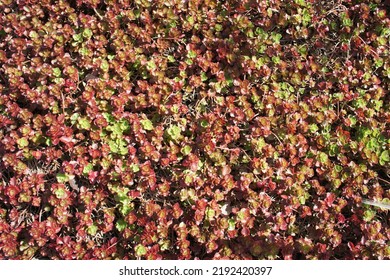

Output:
xmin=0 ymin=0 xmax=389 ymax=260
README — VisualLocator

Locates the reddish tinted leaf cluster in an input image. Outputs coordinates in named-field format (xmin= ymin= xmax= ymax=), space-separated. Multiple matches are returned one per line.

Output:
xmin=0 ymin=0 xmax=389 ymax=259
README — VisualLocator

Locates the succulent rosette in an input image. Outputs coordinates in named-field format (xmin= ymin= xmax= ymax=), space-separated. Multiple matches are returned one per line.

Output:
xmin=0 ymin=0 xmax=389 ymax=259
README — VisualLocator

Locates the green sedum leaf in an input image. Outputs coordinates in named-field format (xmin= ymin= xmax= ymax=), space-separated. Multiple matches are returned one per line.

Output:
xmin=54 ymin=187 xmax=66 ymax=199
xmin=318 ymin=152 xmax=329 ymax=164
xmin=363 ymin=209 xmax=376 ymax=222
xmin=167 ymin=125 xmax=181 ymax=140
xmin=205 ymin=207 xmax=215 ymax=221
xmin=83 ymin=163 xmax=94 ymax=175
xmin=87 ymin=224 xmax=98 ymax=235
xmin=130 ymin=164 xmax=140 ymax=173
xmin=140 ymin=119 xmax=154 ymax=130
xmin=52 ymin=67 xmax=62 ymax=77
xmin=135 ymin=244 xmax=147 ymax=257
xmin=17 ymin=137 xmax=29 ymax=148
xmin=56 ymin=173 xmax=69 ymax=183
xmin=82 ymin=28 xmax=93 ymax=39
xmin=72 ymin=33 xmax=83 ymax=42
xmin=109 ymin=139 xmax=128 ymax=155
xmin=181 ymin=145 xmax=192 ymax=156
xmin=78 ymin=117 xmax=91 ymax=130
xmin=115 ymin=219 xmax=127 ymax=232
xmin=379 ymin=150 xmax=389 ymax=165
xmin=228 ymin=218 xmax=236 ymax=230
xmin=101 ymin=60 xmax=109 ymax=72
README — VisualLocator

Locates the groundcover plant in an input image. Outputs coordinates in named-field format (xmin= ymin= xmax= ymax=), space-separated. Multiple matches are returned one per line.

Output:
xmin=0 ymin=0 xmax=389 ymax=260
